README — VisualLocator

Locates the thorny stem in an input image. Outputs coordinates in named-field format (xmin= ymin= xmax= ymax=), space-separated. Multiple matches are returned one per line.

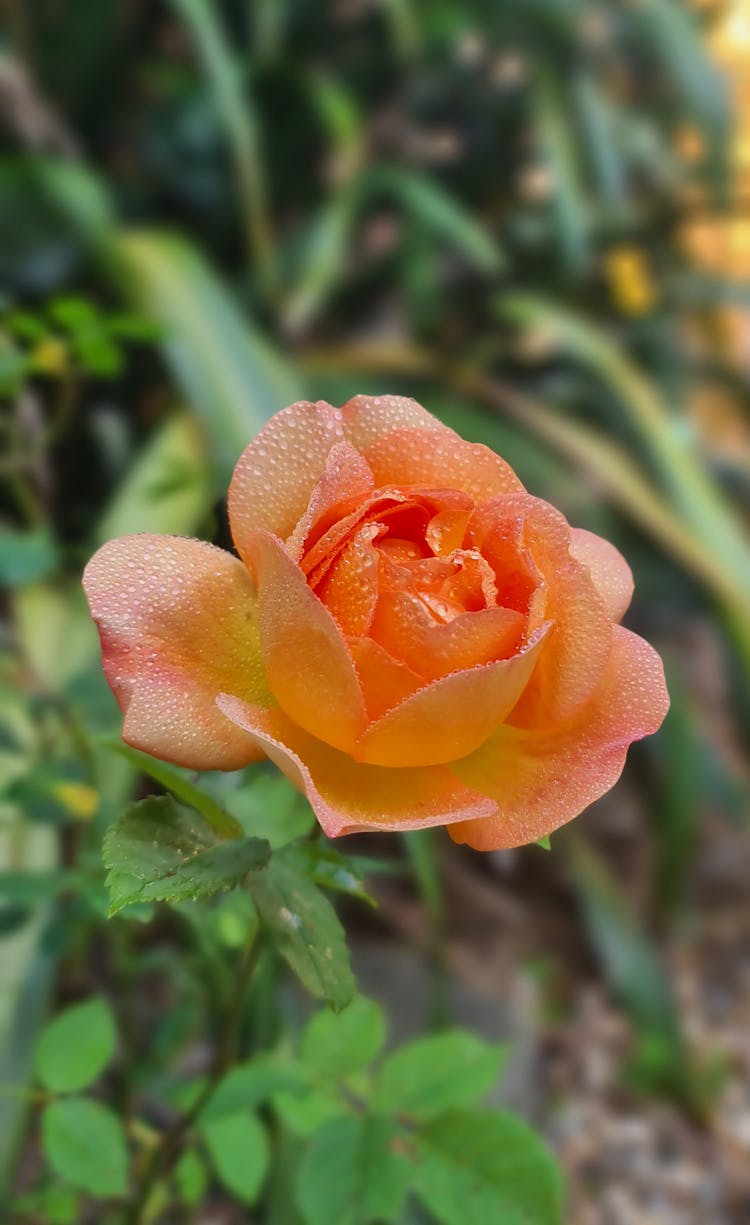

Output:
xmin=125 ymin=937 xmax=262 ymax=1225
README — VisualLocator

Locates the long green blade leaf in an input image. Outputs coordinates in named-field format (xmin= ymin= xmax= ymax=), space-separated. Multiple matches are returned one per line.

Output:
xmin=117 ymin=231 xmax=303 ymax=485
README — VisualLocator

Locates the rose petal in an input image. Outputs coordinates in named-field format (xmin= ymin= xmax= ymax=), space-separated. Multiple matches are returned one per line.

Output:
xmin=474 ymin=495 xmax=613 ymax=721
xmin=83 ymin=535 xmax=271 ymax=770
xmin=348 ymin=637 xmax=424 ymax=721
xmin=426 ymin=507 xmax=472 ymax=556
xmin=228 ymin=396 xmax=440 ymax=559
xmin=287 ymin=441 xmax=375 ymax=560
xmin=448 ymin=626 xmax=669 ymax=850
xmin=216 ymin=697 xmax=497 ymax=837
xmin=314 ymin=522 xmax=381 ymax=636
xmin=355 ymin=625 xmax=550 ymax=767
xmin=246 ymin=530 xmax=367 ymax=752
xmin=300 ymin=491 xmax=404 ymax=581
xmin=418 ymin=608 xmax=526 ymax=678
xmin=339 ymin=393 xmax=448 ymax=450
xmin=363 ymin=427 xmax=524 ymax=503
xmin=569 ymin=528 xmax=634 ymax=622
xmin=229 ymin=401 xmax=346 ymax=561
xmin=467 ymin=505 xmax=542 ymax=618
xmin=371 ymin=586 xmax=525 ymax=681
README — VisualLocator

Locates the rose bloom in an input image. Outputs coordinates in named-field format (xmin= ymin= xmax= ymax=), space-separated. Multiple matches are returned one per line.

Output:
xmin=84 ymin=397 xmax=669 ymax=850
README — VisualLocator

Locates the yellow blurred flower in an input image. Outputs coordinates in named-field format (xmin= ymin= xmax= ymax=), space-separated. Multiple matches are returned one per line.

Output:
xmin=603 ymin=246 xmax=657 ymax=315
xmin=31 ymin=337 xmax=70 ymax=377
xmin=708 ymin=0 xmax=750 ymax=68
xmin=688 ymin=379 xmax=750 ymax=473
xmin=52 ymin=781 xmax=100 ymax=820
xmin=681 ymin=215 xmax=750 ymax=279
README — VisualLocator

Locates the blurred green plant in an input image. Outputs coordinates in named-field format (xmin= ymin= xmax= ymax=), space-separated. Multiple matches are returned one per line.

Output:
xmin=2 ymin=0 xmax=749 ymax=1218
xmin=2 ymin=762 xmax=563 ymax=1224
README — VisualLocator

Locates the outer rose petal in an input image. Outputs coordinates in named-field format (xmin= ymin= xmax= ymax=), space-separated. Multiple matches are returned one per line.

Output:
xmin=245 ymin=530 xmax=367 ymax=752
xmin=569 ymin=528 xmax=634 ymax=623
xmin=474 ymin=495 xmax=613 ymax=722
xmin=228 ymin=396 xmax=442 ymax=559
xmin=340 ymin=393 xmax=450 ymax=450
xmin=363 ymin=427 xmax=523 ymax=503
xmin=355 ymin=625 xmax=550 ymax=767
xmin=447 ymin=626 xmax=669 ymax=850
xmin=215 ymin=697 xmax=497 ymax=837
xmin=83 ymin=535 xmax=271 ymax=770
xmin=348 ymin=638 xmax=424 ymax=721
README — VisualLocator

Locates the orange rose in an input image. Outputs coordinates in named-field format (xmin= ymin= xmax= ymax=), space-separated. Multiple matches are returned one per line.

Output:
xmin=84 ymin=396 xmax=668 ymax=850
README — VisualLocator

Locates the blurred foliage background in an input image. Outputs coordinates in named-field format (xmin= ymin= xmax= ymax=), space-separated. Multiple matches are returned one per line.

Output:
xmin=2 ymin=0 xmax=750 ymax=1222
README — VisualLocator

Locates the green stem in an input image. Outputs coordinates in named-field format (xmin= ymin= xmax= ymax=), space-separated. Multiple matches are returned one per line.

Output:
xmin=125 ymin=937 xmax=261 ymax=1225
xmin=0 ymin=1085 xmax=48 ymax=1102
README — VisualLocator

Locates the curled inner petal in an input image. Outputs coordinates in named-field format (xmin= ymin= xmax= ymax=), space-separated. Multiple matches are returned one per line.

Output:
xmin=471 ymin=495 xmax=612 ymax=721
xmin=369 ymin=567 xmax=525 ymax=681
xmin=229 ymin=395 xmax=458 ymax=557
xmin=245 ymin=529 xmax=367 ymax=752
xmin=354 ymin=623 xmax=551 ymax=767
xmin=287 ymin=441 xmax=375 ymax=560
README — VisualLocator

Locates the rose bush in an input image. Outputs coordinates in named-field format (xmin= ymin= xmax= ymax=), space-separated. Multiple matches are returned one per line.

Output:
xmin=84 ymin=396 xmax=669 ymax=850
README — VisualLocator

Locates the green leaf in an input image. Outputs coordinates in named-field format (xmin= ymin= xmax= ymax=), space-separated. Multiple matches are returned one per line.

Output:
xmin=497 ymin=294 xmax=750 ymax=608
xmin=203 ymin=1054 xmax=307 ymax=1122
xmin=296 ymin=1114 xmax=411 ymax=1225
xmin=0 ymin=331 xmax=28 ymax=396
xmin=49 ymin=294 xmax=98 ymax=330
xmin=201 ymin=1111 xmax=269 ymax=1205
xmin=12 ymin=1186 xmax=79 ymax=1224
xmin=461 ymin=361 xmax=749 ymax=623
xmin=301 ymin=996 xmax=386 ymax=1081
xmin=402 ymin=828 xmax=442 ymax=923
xmin=0 ymin=526 xmax=58 ymax=587
xmin=0 ymin=869 xmax=74 ymax=905
xmin=107 ymin=743 xmax=243 ymax=839
xmin=272 ymin=1087 xmax=345 ymax=1137
xmin=282 ymin=188 xmax=361 ymax=335
xmin=536 ymin=835 xmax=552 ymax=851
xmin=376 ymin=165 xmax=504 ymax=274
xmin=564 ymin=836 xmax=685 ymax=1059
xmin=571 ymin=73 xmax=625 ymax=204
xmin=36 ymin=997 xmax=117 ymax=1093
xmin=7 ymin=309 xmax=48 ymax=342
xmin=225 ymin=771 xmax=315 ymax=847
xmin=12 ymin=580 xmax=98 ymax=691
xmin=412 ymin=1109 xmax=563 ymax=1225
xmin=250 ymin=855 xmax=355 ymax=1011
xmin=103 ymin=796 xmax=270 ymax=915
xmin=372 ymin=1031 xmax=505 ymax=1120
xmin=170 ymin=0 xmax=277 ymax=295
xmin=0 ymin=812 xmax=58 ymax=1196
xmin=533 ymin=65 xmax=590 ymax=274
xmin=625 ymin=0 xmax=728 ymax=154
xmin=41 ymin=1098 xmax=128 ymax=1199
xmin=33 ymin=158 xmax=116 ymax=259
xmin=0 ymin=905 xmax=30 ymax=938
xmin=213 ymin=890 xmax=259 ymax=948
xmin=117 ymin=231 xmax=303 ymax=487
xmin=95 ymin=414 xmax=212 ymax=543
xmin=106 ymin=310 xmax=162 ymax=342
xmin=284 ymin=842 xmax=376 ymax=906
xmin=175 ymin=1149 xmax=208 ymax=1206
